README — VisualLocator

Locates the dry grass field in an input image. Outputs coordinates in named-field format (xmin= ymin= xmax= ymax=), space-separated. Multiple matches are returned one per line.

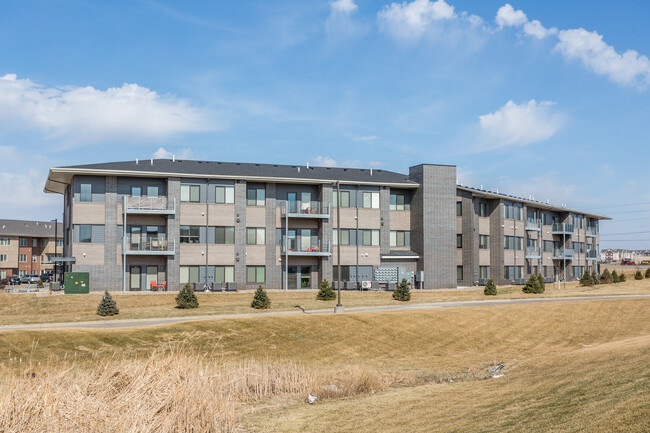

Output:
xmin=0 ymin=297 xmax=648 ymax=432
xmin=1 ymin=275 xmax=649 ymax=325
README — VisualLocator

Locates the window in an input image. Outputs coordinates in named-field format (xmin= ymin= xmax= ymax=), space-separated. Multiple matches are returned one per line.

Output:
xmin=147 ymin=186 xmax=158 ymax=197
xmin=527 ymin=238 xmax=538 ymax=249
xmin=360 ymin=229 xmax=380 ymax=246
xmin=18 ymin=254 xmax=27 ymax=262
xmin=457 ymin=266 xmax=463 ymax=281
xmin=362 ymin=192 xmax=380 ymax=209
xmin=215 ymin=185 xmax=235 ymax=204
xmin=79 ymin=225 xmax=92 ymax=243
xmin=504 ymin=266 xmax=523 ymax=280
xmin=247 ymin=228 xmax=266 ymax=245
xmin=0 ymin=254 xmax=7 ymax=262
xmin=215 ymin=266 xmax=235 ymax=283
xmin=247 ymin=187 xmax=265 ymax=206
xmin=479 ymin=202 xmax=489 ymax=217
xmin=0 ymin=238 xmax=9 ymax=246
xmin=32 ymin=239 xmax=37 ymax=247
xmin=0 ymin=271 xmax=5 ymax=279
xmin=56 ymin=239 xmax=63 ymax=247
xmin=333 ymin=265 xmax=350 ymax=281
xmin=479 ymin=235 xmax=489 ymax=249
xmin=527 ymin=264 xmax=538 ymax=275
xmin=390 ymin=230 xmax=410 ymax=247
xmin=80 ymin=183 xmax=92 ymax=202
xmin=479 ymin=266 xmax=490 ymax=279
xmin=19 ymin=238 xmax=27 ymax=247
xmin=543 ymin=240 xmax=554 ymax=253
xmin=247 ymin=266 xmax=265 ymax=283
xmin=131 ymin=186 xmax=141 ymax=197
xmin=214 ymin=226 xmax=235 ymax=244
xmin=18 ymin=270 xmax=26 ymax=277
xmin=180 ymin=266 xmax=200 ymax=284
xmin=504 ymin=236 xmax=523 ymax=250
xmin=456 ymin=202 xmax=462 ymax=217
xmin=41 ymin=239 xmax=48 ymax=247
xmin=573 ymin=266 xmax=585 ymax=279
xmin=180 ymin=226 xmax=200 ymax=243
xmin=390 ymin=193 xmax=406 ymax=211
xmin=333 ymin=190 xmax=350 ymax=208
xmin=457 ymin=234 xmax=462 ymax=248
xmin=181 ymin=185 xmax=200 ymax=202
xmin=333 ymin=229 xmax=353 ymax=246
xmin=32 ymin=255 xmax=37 ymax=263
xmin=572 ymin=242 xmax=585 ymax=253
xmin=543 ymin=266 xmax=549 ymax=278
xmin=503 ymin=202 xmax=523 ymax=220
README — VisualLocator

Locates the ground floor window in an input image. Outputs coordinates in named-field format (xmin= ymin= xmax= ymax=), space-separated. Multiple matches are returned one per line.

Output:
xmin=504 ymin=266 xmax=523 ymax=280
xmin=573 ymin=266 xmax=584 ymax=279
xmin=18 ymin=270 xmax=26 ymax=277
xmin=333 ymin=265 xmax=350 ymax=281
xmin=247 ymin=266 xmax=265 ymax=283
xmin=527 ymin=263 xmax=538 ymax=275
xmin=479 ymin=266 xmax=489 ymax=279
xmin=215 ymin=266 xmax=235 ymax=283
xmin=457 ymin=266 xmax=463 ymax=281
xmin=0 ymin=271 xmax=5 ymax=279
xmin=543 ymin=266 xmax=549 ymax=278
xmin=180 ymin=266 xmax=200 ymax=284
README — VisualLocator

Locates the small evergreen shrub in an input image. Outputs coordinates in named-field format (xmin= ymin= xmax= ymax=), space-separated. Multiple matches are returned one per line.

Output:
xmin=635 ymin=270 xmax=643 ymax=280
xmin=97 ymin=291 xmax=119 ymax=316
xmin=537 ymin=273 xmax=545 ymax=292
xmin=580 ymin=270 xmax=594 ymax=287
xmin=36 ymin=279 xmax=44 ymax=288
xmin=591 ymin=270 xmax=599 ymax=285
xmin=600 ymin=269 xmax=613 ymax=284
xmin=484 ymin=278 xmax=497 ymax=296
xmin=611 ymin=270 xmax=619 ymax=283
xmin=176 ymin=283 xmax=199 ymax=309
xmin=251 ymin=285 xmax=271 ymax=309
xmin=646 ymin=268 xmax=650 ymax=279
xmin=316 ymin=279 xmax=336 ymax=301
xmin=619 ymin=272 xmax=627 ymax=282
xmin=522 ymin=274 xmax=542 ymax=294
xmin=393 ymin=278 xmax=411 ymax=302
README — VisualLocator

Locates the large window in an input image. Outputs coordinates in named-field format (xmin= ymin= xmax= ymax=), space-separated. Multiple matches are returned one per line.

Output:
xmin=247 ymin=266 xmax=265 ymax=283
xmin=19 ymin=238 xmax=27 ymax=247
xmin=456 ymin=202 xmax=462 ymax=217
xmin=79 ymin=225 xmax=92 ymax=243
xmin=503 ymin=236 xmax=523 ymax=250
xmin=390 ymin=193 xmax=406 ymax=211
xmin=0 ymin=254 xmax=7 ymax=262
xmin=80 ymin=183 xmax=92 ymax=202
xmin=543 ymin=240 xmax=554 ymax=253
xmin=333 ymin=190 xmax=350 ymax=208
xmin=457 ymin=234 xmax=462 ymax=248
xmin=504 ymin=266 xmax=523 ymax=280
xmin=215 ymin=185 xmax=235 ymax=204
xmin=247 ymin=187 xmax=265 ymax=206
xmin=479 ymin=202 xmax=489 ymax=217
xmin=214 ymin=226 xmax=235 ymax=244
xmin=360 ymin=229 xmax=380 ymax=246
xmin=180 ymin=185 xmax=200 ymax=203
xmin=479 ymin=266 xmax=490 ymax=279
xmin=333 ymin=265 xmax=351 ymax=281
xmin=390 ymin=230 xmax=410 ymax=247
xmin=215 ymin=266 xmax=235 ymax=283
xmin=180 ymin=226 xmax=200 ymax=243
xmin=457 ymin=266 xmax=463 ymax=281
xmin=180 ymin=266 xmax=200 ymax=284
xmin=573 ymin=266 xmax=585 ymax=279
xmin=56 ymin=239 xmax=63 ymax=247
xmin=247 ymin=228 xmax=266 ymax=245
xmin=479 ymin=235 xmax=489 ymax=249
xmin=572 ymin=242 xmax=585 ymax=253
xmin=18 ymin=254 xmax=27 ymax=262
xmin=361 ymin=192 xmax=380 ymax=209
xmin=0 ymin=238 xmax=9 ymax=246
xmin=333 ymin=229 xmax=353 ymax=246
xmin=41 ymin=239 xmax=48 ymax=247
xmin=503 ymin=202 xmax=523 ymax=220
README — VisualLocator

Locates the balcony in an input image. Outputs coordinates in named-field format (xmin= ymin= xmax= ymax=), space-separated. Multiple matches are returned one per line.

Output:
xmin=123 ymin=196 xmax=175 ymax=215
xmin=282 ymin=237 xmax=331 ymax=256
xmin=280 ymin=201 xmax=330 ymax=219
xmin=552 ymin=223 xmax=574 ymax=235
xmin=553 ymin=248 xmax=574 ymax=260
xmin=525 ymin=247 xmax=541 ymax=259
xmin=586 ymin=227 xmax=598 ymax=237
xmin=525 ymin=220 xmax=541 ymax=231
xmin=125 ymin=234 xmax=175 ymax=256
xmin=586 ymin=250 xmax=598 ymax=260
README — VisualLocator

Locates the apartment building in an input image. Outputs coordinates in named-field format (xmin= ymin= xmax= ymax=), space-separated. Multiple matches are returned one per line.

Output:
xmin=44 ymin=159 xmax=609 ymax=291
xmin=0 ymin=219 xmax=63 ymax=279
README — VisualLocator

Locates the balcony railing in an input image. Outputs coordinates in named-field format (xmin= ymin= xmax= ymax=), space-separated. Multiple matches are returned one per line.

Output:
xmin=282 ymin=237 xmax=331 ymax=256
xmin=586 ymin=250 xmax=598 ymax=260
xmin=525 ymin=247 xmax=541 ymax=258
xmin=553 ymin=248 xmax=574 ymax=260
xmin=125 ymin=234 xmax=175 ymax=255
xmin=280 ymin=201 xmax=330 ymax=218
xmin=525 ymin=220 xmax=542 ymax=231
xmin=124 ymin=196 xmax=175 ymax=214
xmin=552 ymin=223 xmax=574 ymax=235
xmin=586 ymin=227 xmax=598 ymax=237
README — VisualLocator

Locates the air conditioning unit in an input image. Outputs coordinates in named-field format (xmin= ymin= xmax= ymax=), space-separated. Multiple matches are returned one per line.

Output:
xmin=361 ymin=281 xmax=371 ymax=289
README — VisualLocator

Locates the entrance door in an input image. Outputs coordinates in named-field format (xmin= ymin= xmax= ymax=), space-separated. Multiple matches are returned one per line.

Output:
xmin=130 ymin=266 xmax=141 ymax=290
xmin=288 ymin=266 xmax=298 ymax=289
xmin=146 ymin=266 xmax=158 ymax=290
xmin=300 ymin=266 xmax=311 ymax=289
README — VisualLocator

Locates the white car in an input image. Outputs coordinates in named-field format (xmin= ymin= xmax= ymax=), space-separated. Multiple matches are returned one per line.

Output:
xmin=20 ymin=274 xmax=40 ymax=284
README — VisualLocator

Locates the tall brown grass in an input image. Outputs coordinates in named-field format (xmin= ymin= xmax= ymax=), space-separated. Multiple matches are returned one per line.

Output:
xmin=0 ymin=351 xmax=386 ymax=432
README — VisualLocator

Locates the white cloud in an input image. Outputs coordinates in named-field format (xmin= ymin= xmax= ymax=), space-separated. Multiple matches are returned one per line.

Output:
xmin=478 ymin=100 xmax=565 ymax=149
xmin=152 ymin=147 xmax=196 ymax=160
xmin=555 ymin=28 xmax=650 ymax=88
xmin=309 ymin=156 xmax=338 ymax=167
xmin=0 ymin=74 xmax=215 ymax=144
xmin=354 ymin=135 xmax=378 ymax=142
xmin=308 ymin=156 xmax=384 ymax=168
xmin=377 ymin=0 xmax=456 ymax=41
xmin=331 ymin=0 xmax=357 ymax=13
xmin=523 ymin=20 xmax=557 ymax=39
xmin=495 ymin=4 xmax=526 ymax=28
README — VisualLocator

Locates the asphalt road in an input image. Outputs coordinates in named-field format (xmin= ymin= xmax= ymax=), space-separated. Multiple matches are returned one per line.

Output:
xmin=1 ymin=294 xmax=649 ymax=331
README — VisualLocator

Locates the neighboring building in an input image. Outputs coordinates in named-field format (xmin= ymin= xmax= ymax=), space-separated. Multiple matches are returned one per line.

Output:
xmin=44 ymin=159 xmax=610 ymax=291
xmin=600 ymin=249 xmax=650 ymax=263
xmin=0 ymin=219 xmax=63 ymax=279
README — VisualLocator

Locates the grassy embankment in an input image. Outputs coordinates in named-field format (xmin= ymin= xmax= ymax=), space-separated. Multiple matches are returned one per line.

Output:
xmin=0 ymin=298 xmax=648 ymax=432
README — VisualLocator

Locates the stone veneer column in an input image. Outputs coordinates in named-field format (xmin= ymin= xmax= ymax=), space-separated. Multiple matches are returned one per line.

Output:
xmin=234 ymin=181 xmax=247 ymax=289
xmin=489 ymin=200 xmax=505 ymax=285
xmin=320 ymin=184 xmax=334 ymax=283
xmin=379 ymin=187 xmax=390 ymax=256
xmin=409 ymin=164 xmax=457 ymax=289
xmin=103 ymin=176 xmax=120 ymax=290
xmin=265 ymin=183 xmax=280 ymax=289
xmin=460 ymin=191 xmax=475 ymax=286
xmin=167 ymin=178 xmax=181 ymax=291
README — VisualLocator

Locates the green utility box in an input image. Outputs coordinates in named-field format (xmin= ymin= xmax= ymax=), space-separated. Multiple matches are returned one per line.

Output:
xmin=64 ymin=272 xmax=90 ymax=294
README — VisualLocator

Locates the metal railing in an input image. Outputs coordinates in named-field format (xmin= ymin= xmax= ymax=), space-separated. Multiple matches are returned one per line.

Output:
xmin=124 ymin=196 xmax=175 ymax=213
xmin=282 ymin=237 xmax=330 ymax=254
xmin=281 ymin=201 xmax=330 ymax=217
xmin=552 ymin=223 xmax=574 ymax=234
xmin=525 ymin=220 xmax=541 ymax=230
xmin=585 ymin=227 xmax=598 ymax=237
xmin=553 ymin=248 xmax=574 ymax=259
xmin=586 ymin=250 xmax=598 ymax=259
xmin=525 ymin=247 xmax=541 ymax=257
xmin=125 ymin=234 xmax=175 ymax=254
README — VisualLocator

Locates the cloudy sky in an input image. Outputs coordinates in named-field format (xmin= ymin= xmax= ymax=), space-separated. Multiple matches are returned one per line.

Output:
xmin=1 ymin=0 xmax=649 ymax=249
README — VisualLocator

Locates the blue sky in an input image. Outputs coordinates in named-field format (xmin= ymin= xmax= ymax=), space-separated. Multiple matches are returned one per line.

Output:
xmin=1 ymin=0 xmax=650 ymax=249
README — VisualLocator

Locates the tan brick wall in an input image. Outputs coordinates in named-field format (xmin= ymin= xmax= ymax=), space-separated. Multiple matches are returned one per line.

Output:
xmin=72 ymin=243 xmax=105 ymax=265
xmin=72 ymin=203 xmax=106 ymax=225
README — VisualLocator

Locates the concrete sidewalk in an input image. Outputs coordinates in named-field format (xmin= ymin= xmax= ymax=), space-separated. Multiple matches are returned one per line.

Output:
xmin=1 ymin=294 xmax=649 ymax=331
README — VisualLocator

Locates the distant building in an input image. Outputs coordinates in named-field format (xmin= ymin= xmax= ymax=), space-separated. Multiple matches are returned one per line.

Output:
xmin=600 ymin=248 xmax=650 ymax=263
xmin=0 ymin=219 xmax=63 ymax=279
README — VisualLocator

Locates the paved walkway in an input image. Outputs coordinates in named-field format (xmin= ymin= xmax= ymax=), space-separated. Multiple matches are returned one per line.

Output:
xmin=1 ymin=294 xmax=649 ymax=331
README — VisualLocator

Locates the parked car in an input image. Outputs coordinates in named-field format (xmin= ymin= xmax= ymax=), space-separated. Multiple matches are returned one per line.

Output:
xmin=9 ymin=276 xmax=21 ymax=285
xmin=40 ymin=273 xmax=53 ymax=282
xmin=621 ymin=259 xmax=635 ymax=265
xmin=21 ymin=274 xmax=40 ymax=284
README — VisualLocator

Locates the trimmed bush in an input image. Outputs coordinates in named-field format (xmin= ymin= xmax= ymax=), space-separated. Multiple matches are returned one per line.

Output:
xmin=176 ymin=283 xmax=199 ymax=309
xmin=580 ymin=270 xmax=594 ymax=287
xmin=537 ymin=273 xmax=545 ymax=292
xmin=591 ymin=270 xmax=599 ymax=285
xmin=611 ymin=270 xmax=619 ymax=284
xmin=316 ymin=279 xmax=336 ymax=301
xmin=646 ymin=268 xmax=650 ymax=279
xmin=251 ymin=285 xmax=271 ymax=309
xmin=600 ymin=269 xmax=613 ymax=284
xmin=96 ymin=291 xmax=119 ymax=316
xmin=484 ymin=278 xmax=497 ymax=296
xmin=619 ymin=272 xmax=627 ymax=282
xmin=635 ymin=270 xmax=643 ymax=280
xmin=393 ymin=278 xmax=411 ymax=302
xmin=522 ymin=274 xmax=542 ymax=294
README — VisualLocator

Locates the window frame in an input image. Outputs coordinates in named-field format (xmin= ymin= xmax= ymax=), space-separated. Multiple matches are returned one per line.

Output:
xmin=181 ymin=185 xmax=201 ymax=203
xmin=179 ymin=225 xmax=200 ymax=244
xmin=479 ymin=234 xmax=489 ymax=249
xmin=80 ymin=183 xmax=92 ymax=202
xmin=79 ymin=225 xmax=92 ymax=243
xmin=246 ymin=265 xmax=265 ymax=283
xmin=214 ymin=226 xmax=235 ymax=244
xmin=246 ymin=227 xmax=266 ymax=245
xmin=215 ymin=185 xmax=235 ymax=204
xmin=247 ymin=187 xmax=266 ymax=206
xmin=456 ymin=234 xmax=462 ymax=248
